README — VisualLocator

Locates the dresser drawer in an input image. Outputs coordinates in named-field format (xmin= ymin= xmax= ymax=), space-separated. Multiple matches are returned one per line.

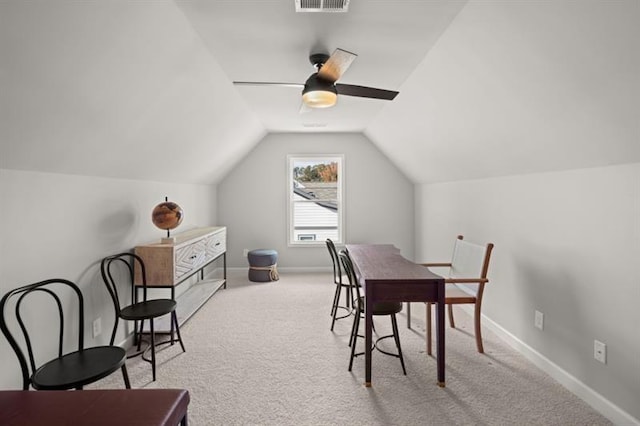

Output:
xmin=174 ymin=238 xmax=206 ymax=281
xmin=205 ymin=229 xmax=226 ymax=260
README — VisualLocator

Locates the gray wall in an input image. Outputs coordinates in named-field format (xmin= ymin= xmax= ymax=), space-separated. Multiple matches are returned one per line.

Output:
xmin=218 ymin=132 xmax=414 ymax=268
xmin=415 ymin=163 xmax=640 ymax=422
xmin=0 ymin=168 xmax=216 ymax=389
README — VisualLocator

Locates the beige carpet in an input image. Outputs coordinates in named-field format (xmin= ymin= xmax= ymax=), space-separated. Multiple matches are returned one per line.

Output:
xmin=92 ymin=272 xmax=610 ymax=425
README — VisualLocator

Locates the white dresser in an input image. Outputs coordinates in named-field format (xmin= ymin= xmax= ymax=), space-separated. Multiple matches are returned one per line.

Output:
xmin=134 ymin=226 xmax=226 ymax=329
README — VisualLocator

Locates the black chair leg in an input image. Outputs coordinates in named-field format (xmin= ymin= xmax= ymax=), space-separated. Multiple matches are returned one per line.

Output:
xmin=343 ymin=284 xmax=351 ymax=309
xmin=330 ymin=284 xmax=344 ymax=331
xmin=348 ymin=310 xmax=359 ymax=347
xmin=391 ymin=314 xmax=406 ymax=375
xmin=150 ymin=319 xmax=156 ymax=382
xmin=170 ymin=310 xmax=176 ymax=346
xmin=137 ymin=319 xmax=145 ymax=351
xmin=330 ymin=283 xmax=341 ymax=317
xmin=121 ymin=365 xmax=131 ymax=389
xmin=110 ymin=317 xmax=120 ymax=347
xmin=348 ymin=311 xmax=360 ymax=372
xmin=173 ymin=312 xmax=186 ymax=352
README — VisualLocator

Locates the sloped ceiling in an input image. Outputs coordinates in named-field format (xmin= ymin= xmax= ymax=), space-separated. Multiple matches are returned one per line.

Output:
xmin=365 ymin=0 xmax=640 ymax=183
xmin=1 ymin=1 xmax=638 ymax=185
xmin=0 ymin=1 xmax=265 ymax=184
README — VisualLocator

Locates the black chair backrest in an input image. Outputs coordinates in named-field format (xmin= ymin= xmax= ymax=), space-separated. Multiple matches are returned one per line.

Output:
xmin=100 ymin=252 xmax=150 ymax=307
xmin=100 ymin=253 xmax=148 ymax=338
xmin=338 ymin=250 xmax=363 ymax=312
xmin=326 ymin=239 xmax=342 ymax=285
xmin=0 ymin=279 xmax=84 ymax=390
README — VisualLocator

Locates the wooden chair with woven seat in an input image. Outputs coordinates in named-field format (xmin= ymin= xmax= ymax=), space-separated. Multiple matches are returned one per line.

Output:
xmin=339 ymin=249 xmax=406 ymax=375
xmin=422 ymin=235 xmax=494 ymax=355
xmin=0 ymin=278 xmax=131 ymax=390
xmin=326 ymin=238 xmax=352 ymax=331
xmin=101 ymin=252 xmax=185 ymax=382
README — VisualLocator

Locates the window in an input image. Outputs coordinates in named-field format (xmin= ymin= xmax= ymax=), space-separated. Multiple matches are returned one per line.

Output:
xmin=288 ymin=155 xmax=344 ymax=246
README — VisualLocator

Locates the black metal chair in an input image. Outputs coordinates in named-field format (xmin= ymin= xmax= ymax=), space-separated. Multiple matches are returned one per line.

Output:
xmin=0 ymin=278 xmax=131 ymax=390
xmin=101 ymin=252 xmax=185 ymax=382
xmin=339 ymin=250 xmax=406 ymax=375
xmin=326 ymin=239 xmax=353 ymax=331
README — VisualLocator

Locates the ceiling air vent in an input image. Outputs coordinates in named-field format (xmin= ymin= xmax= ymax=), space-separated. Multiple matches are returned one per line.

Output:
xmin=295 ymin=0 xmax=350 ymax=13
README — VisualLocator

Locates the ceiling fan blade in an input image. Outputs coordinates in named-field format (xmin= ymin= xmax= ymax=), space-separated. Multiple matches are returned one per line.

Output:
xmin=233 ymin=81 xmax=304 ymax=89
xmin=317 ymin=48 xmax=357 ymax=83
xmin=335 ymin=83 xmax=399 ymax=101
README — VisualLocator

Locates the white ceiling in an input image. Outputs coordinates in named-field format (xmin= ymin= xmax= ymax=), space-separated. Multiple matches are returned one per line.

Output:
xmin=1 ymin=1 xmax=638 ymax=185
xmin=176 ymin=0 xmax=466 ymax=132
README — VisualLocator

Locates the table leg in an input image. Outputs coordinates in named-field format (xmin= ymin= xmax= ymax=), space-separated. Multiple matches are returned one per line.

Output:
xmin=223 ymin=253 xmax=227 ymax=289
xmin=436 ymin=292 xmax=446 ymax=387
xmin=365 ymin=295 xmax=373 ymax=387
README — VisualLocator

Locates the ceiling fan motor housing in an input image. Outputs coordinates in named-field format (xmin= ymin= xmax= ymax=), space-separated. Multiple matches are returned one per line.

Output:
xmin=302 ymin=73 xmax=337 ymax=108
xmin=309 ymin=53 xmax=330 ymax=69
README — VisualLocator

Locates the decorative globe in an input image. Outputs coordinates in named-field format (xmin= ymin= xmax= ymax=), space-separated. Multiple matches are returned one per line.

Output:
xmin=152 ymin=201 xmax=184 ymax=231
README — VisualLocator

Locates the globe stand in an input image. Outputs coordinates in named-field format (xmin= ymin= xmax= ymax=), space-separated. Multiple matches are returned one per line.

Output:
xmin=161 ymin=230 xmax=176 ymax=244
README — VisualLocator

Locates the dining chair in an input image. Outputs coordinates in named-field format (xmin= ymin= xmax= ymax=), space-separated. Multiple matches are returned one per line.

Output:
xmin=0 ymin=278 xmax=130 ymax=390
xmin=339 ymin=250 xmax=406 ymax=375
xmin=101 ymin=252 xmax=185 ymax=382
xmin=422 ymin=235 xmax=494 ymax=354
xmin=326 ymin=238 xmax=352 ymax=331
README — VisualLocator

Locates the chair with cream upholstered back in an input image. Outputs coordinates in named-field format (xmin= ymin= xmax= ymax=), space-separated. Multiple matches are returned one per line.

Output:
xmin=422 ymin=235 xmax=494 ymax=355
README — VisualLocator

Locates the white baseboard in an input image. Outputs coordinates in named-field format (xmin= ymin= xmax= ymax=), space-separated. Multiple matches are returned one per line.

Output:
xmin=472 ymin=307 xmax=639 ymax=426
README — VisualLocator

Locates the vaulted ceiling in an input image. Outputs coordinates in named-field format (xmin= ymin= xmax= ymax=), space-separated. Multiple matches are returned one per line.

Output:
xmin=1 ymin=1 xmax=638 ymax=185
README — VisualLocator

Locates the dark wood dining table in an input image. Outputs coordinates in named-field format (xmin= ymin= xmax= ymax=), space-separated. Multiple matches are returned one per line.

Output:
xmin=345 ymin=244 xmax=446 ymax=387
xmin=0 ymin=388 xmax=189 ymax=425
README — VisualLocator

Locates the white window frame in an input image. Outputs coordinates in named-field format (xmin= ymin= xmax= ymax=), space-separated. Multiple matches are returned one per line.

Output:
xmin=287 ymin=154 xmax=344 ymax=247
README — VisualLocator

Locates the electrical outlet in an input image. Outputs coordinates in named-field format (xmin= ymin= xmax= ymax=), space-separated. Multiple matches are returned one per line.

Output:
xmin=243 ymin=249 xmax=249 ymax=257
xmin=594 ymin=340 xmax=606 ymax=364
xmin=534 ymin=310 xmax=544 ymax=331
xmin=92 ymin=317 xmax=102 ymax=338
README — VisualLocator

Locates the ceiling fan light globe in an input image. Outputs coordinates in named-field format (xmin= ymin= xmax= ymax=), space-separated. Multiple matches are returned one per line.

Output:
xmin=302 ymin=90 xmax=337 ymax=108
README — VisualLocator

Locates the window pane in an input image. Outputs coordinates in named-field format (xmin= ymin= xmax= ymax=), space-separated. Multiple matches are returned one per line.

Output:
xmin=292 ymin=159 xmax=338 ymax=190
xmin=289 ymin=156 xmax=342 ymax=245
xmin=292 ymin=200 xmax=339 ymax=242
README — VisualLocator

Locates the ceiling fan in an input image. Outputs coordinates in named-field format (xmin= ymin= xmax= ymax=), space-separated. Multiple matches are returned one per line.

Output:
xmin=233 ymin=48 xmax=399 ymax=109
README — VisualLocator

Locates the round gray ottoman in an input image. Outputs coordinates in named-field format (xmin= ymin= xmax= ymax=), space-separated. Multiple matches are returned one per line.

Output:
xmin=248 ymin=249 xmax=279 ymax=282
